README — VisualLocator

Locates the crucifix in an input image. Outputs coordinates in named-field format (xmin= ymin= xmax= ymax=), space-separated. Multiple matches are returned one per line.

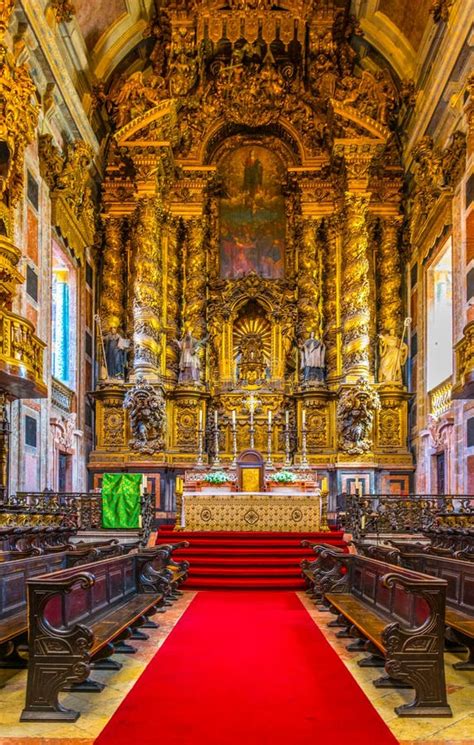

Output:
xmin=244 ymin=393 xmax=260 ymax=449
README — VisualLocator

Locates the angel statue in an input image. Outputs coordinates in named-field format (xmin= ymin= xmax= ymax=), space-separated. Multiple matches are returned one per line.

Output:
xmin=176 ymin=331 xmax=207 ymax=384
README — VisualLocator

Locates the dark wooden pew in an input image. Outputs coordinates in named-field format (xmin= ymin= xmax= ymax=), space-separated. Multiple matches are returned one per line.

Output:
xmin=317 ymin=549 xmax=451 ymax=718
xmin=351 ymin=540 xmax=402 ymax=565
xmin=0 ymin=545 xmax=107 ymax=669
xmin=300 ymin=541 xmax=345 ymax=604
xmin=397 ymin=551 xmax=474 ymax=671
xmin=21 ymin=552 xmax=168 ymax=722
xmin=390 ymin=527 xmax=474 ymax=562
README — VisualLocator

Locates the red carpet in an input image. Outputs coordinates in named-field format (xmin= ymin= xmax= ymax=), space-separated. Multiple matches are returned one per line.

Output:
xmin=156 ymin=527 xmax=346 ymax=589
xmin=94 ymin=591 xmax=398 ymax=745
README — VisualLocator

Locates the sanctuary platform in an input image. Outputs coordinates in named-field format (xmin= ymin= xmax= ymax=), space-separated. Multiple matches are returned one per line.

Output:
xmin=157 ymin=526 xmax=345 ymax=589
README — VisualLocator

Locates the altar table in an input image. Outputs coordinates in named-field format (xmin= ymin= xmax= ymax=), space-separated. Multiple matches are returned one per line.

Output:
xmin=179 ymin=491 xmax=322 ymax=532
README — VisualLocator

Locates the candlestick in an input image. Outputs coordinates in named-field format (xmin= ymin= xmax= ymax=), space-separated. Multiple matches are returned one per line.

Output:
xmin=196 ymin=409 xmax=204 ymax=467
xmin=230 ymin=412 xmax=238 ymax=469
xmin=266 ymin=411 xmax=274 ymax=468
xmin=284 ymin=413 xmax=291 ymax=467
xmin=300 ymin=409 xmax=309 ymax=468
xmin=212 ymin=411 xmax=221 ymax=468
xmin=249 ymin=408 xmax=255 ymax=449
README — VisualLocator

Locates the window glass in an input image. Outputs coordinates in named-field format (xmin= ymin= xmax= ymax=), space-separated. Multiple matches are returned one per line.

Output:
xmin=51 ymin=243 xmax=76 ymax=388
xmin=427 ymin=240 xmax=453 ymax=391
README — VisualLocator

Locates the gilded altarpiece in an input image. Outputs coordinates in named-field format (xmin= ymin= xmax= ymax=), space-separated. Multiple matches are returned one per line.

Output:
xmin=89 ymin=0 xmax=414 ymax=494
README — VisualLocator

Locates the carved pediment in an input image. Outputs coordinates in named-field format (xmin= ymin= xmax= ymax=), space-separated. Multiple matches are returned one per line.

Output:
xmin=114 ymin=100 xmax=181 ymax=149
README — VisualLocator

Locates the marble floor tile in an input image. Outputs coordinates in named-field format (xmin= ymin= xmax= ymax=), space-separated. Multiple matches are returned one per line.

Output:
xmin=298 ymin=592 xmax=474 ymax=745
xmin=0 ymin=591 xmax=196 ymax=743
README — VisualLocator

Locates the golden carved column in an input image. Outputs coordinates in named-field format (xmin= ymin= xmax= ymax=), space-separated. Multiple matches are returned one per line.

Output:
xmin=165 ymin=216 xmax=181 ymax=382
xmin=100 ymin=218 xmax=126 ymax=332
xmin=298 ymin=218 xmax=323 ymax=344
xmin=341 ymin=192 xmax=371 ymax=378
xmin=131 ymin=198 xmax=163 ymax=380
xmin=183 ymin=217 xmax=206 ymax=340
xmin=324 ymin=215 xmax=342 ymax=381
xmin=378 ymin=215 xmax=403 ymax=336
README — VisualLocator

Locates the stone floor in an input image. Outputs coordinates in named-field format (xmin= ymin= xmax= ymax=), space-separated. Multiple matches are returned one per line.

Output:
xmin=0 ymin=593 xmax=196 ymax=745
xmin=0 ymin=590 xmax=472 ymax=744
xmin=299 ymin=592 xmax=474 ymax=745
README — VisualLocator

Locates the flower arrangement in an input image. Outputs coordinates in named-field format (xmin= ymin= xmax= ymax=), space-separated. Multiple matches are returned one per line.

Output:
xmin=272 ymin=470 xmax=297 ymax=484
xmin=203 ymin=471 xmax=228 ymax=484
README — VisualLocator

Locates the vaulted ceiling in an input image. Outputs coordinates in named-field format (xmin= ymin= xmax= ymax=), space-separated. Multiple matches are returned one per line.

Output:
xmin=72 ymin=0 xmax=435 ymax=85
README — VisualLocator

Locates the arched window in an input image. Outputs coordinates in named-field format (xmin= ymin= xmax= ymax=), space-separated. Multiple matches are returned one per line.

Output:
xmin=427 ymin=238 xmax=453 ymax=392
xmin=51 ymin=242 xmax=76 ymax=388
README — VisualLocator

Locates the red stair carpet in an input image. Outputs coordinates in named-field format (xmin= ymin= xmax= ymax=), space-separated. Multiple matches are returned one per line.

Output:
xmin=156 ymin=526 xmax=346 ymax=589
xmin=94 ymin=591 xmax=398 ymax=745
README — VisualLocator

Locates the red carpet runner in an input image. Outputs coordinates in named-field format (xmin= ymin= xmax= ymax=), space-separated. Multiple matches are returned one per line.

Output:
xmin=94 ymin=592 xmax=398 ymax=745
xmin=156 ymin=527 xmax=346 ymax=589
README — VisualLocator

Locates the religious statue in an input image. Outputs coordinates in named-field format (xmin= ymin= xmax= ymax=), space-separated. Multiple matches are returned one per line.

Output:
xmin=104 ymin=327 xmax=129 ymax=380
xmin=300 ymin=332 xmax=325 ymax=383
xmin=337 ymin=378 xmax=381 ymax=455
xmin=237 ymin=332 xmax=266 ymax=384
xmin=123 ymin=376 xmax=166 ymax=454
xmin=176 ymin=331 xmax=206 ymax=384
xmin=378 ymin=329 xmax=408 ymax=385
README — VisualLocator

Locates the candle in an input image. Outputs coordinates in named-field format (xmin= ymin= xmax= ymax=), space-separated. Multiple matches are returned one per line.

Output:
xmin=199 ymin=410 xmax=203 ymax=429
xmin=268 ymin=410 xmax=272 ymax=425
xmin=214 ymin=410 xmax=218 ymax=427
xmin=285 ymin=410 xmax=289 ymax=427
xmin=302 ymin=409 xmax=306 ymax=428
xmin=232 ymin=410 xmax=236 ymax=427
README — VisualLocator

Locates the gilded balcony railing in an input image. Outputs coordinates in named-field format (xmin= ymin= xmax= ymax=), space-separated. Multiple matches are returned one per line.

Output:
xmin=0 ymin=308 xmax=46 ymax=398
xmin=429 ymin=377 xmax=452 ymax=418
xmin=51 ymin=378 xmax=74 ymax=412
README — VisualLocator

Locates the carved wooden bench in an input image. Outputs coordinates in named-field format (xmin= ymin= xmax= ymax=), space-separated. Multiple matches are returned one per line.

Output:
xmin=319 ymin=549 xmax=451 ymax=718
xmin=300 ymin=541 xmax=345 ymax=604
xmin=0 ymin=545 xmax=114 ymax=669
xmin=21 ymin=551 xmax=170 ymax=722
xmin=152 ymin=541 xmax=190 ymax=595
xmin=398 ymin=551 xmax=474 ymax=671
xmin=390 ymin=528 xmax=474 ymax=561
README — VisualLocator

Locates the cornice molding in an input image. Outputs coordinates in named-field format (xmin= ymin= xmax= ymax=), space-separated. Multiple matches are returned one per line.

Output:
xmin=19 ymin=0 xmax=99 ymax=154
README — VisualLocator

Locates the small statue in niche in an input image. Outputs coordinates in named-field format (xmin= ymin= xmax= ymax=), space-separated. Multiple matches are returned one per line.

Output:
xmin=300 ymin=332 xmax=325 ymax=384
xmin=103 ymin=326 xmax=130 ymax=380
xmin=378 ymin=329 xmax=408 ymax=385
xmin=176 ymin=331 xmax=206 ymax=384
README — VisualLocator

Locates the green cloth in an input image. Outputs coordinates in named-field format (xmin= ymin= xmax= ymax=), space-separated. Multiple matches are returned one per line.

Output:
xmin=101 ymin=473 xmax=143 ymax=529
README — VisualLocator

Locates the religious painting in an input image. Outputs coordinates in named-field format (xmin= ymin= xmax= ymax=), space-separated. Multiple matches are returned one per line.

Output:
xmin=219 ymin=145 xmax=286 ymax=279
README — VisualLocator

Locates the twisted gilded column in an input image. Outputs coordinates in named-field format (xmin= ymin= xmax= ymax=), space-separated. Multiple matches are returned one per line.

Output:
xmin=165 ymin=217 xmax=181 ymax=381
xmin=324 ymin=215 xmax=342 ymax=380
xmin=183 ymin=217 xmax=207 ymax=340
xmin=341 ymin=192 xmax=371 ymax=378
xmin=297 ymin=218 xmax=323 ymax=344
xmin=378 ymin=215 xmax=403 ymax=336
xmin=131 ymin=198 xmax=163 ymax=379
xmin=100 ymin=218 xmax=126 ymax=332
